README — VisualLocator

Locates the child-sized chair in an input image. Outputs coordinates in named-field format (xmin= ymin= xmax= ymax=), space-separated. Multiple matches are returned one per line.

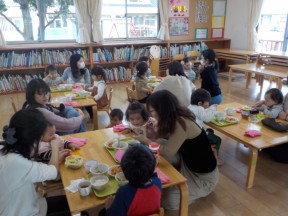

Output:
xmin=126 ymin=86 xmax=138 ymax=103
xmin=98 ymin=87 xmax=113 ymax=116
xmin=149 ymin=207 xmax=164 ymax=216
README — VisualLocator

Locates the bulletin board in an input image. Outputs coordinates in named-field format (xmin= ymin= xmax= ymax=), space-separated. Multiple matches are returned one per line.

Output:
xmin=169 ymin=17 xmax=189 ymax=36
xmin=169 ymin=0 xmax=189 ymax=17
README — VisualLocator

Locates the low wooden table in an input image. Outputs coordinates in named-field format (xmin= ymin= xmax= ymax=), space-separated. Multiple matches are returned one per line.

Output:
xmin=51 ymin=92 xmax=98 ymax=130
xmin=215 ymin=49 xmax=258 ymax=63
xmin=206 ymin=102 xmax=288 ymax=188
xmin=227 ymin=63 xmax=287 ymax=92
xmin=60 ymin=129 xmax=188 ymax=215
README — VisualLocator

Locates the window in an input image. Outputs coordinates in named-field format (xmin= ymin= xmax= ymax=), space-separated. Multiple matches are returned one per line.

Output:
xmin=257 ymin=0 xmax=288 ymax=51
xmin=101 ymin=0 xmax=159 ymax=39
xmin=0 ymin=0 xmax=77 ymax=42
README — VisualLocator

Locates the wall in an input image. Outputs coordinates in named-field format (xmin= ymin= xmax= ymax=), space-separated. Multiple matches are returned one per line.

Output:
xmin=224 ymin=0 xmax=249 ymax=49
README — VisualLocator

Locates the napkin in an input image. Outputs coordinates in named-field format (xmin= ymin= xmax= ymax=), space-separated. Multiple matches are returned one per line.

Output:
xmin=244 ymin=130 xmax=262 ymax=137
xmin=65 ymin=178 xmax=85 ymax=193
xmin=155 ymin=168 xmax=170 ymax=184
xmin=67 ymin=137 xmax=87 ymax=147
xmin=64 ymin=101 xmax=79 ymax=107
xmin=115 ymin=149 xmax=125 ymax=162
xmin=113 ymin=123 xmax=126 ymax=132
xmin=72 ymin=85 xmax=83 ymax=90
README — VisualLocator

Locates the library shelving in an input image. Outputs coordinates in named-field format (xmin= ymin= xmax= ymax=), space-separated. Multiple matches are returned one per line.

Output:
xmin=0 ymin=39 xmax=231 ymax=94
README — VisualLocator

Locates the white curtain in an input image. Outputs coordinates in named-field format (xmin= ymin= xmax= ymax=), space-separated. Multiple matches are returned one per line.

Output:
xmin=157 ymin=0 xmax=170 ymax=40
xmin=0 ymin=29 xmax=6 ymax=46
xmin=88 ymin=0 xmax=103 ymax=43
xmin=247 ymin=0 xmax=264 ymax=51
xmin=74 ymin=0 xmax=91 ymax=44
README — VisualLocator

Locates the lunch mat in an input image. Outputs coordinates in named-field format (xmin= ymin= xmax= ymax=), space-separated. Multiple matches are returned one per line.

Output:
xmin=50 ymin=88 xmax=72 ymax=92
xmin=210 ymin=118 xmax=239 ymax=126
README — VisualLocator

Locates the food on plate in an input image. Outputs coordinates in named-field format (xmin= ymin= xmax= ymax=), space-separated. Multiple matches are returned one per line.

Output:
xmin=108 ymin=165 xmax=122 ymax=176
xmin=65 ymin=155 xmax=83 ymax=168
xmin=225 ymin=116 xmax=239 ymax=123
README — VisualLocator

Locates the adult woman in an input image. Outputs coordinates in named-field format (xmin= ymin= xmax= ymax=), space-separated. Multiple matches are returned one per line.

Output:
xmin=61 ymin=53 xmax=91 ymax=87
xmin=135 ymin=90 xmax=218 ymax=210
xmin=0 ymin=109 xmax=70 ymax=215
xmin=22 ymin=79 xmax=86 ymax=134
xmin=153 ymin=61 xmax=196 ymax=107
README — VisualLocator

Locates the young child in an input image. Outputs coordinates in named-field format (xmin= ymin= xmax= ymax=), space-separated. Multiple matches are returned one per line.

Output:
xmin=252 ymin=88 xmax=283 ymax=118
xmin=131 ymin=56 xmax=152 ymax=81
xmin=182 ymin=57 xmax=196 ymax=82
xmin=198 ymin=49 xmax=222 ymax=105
xmin=106 ymin=108 xmax=124 ymax=128
xmin=135 ymin=62 xmax=152 ymax=103
xmin=43 ymin=65 xmax=62 ymax=87
xmin=37 ymin=123 xmax=79 ymax=163
xmin=122 ymin=102 xmax=156 ymax=140
xmin=101 ymin=144 xmax=162 ymax=216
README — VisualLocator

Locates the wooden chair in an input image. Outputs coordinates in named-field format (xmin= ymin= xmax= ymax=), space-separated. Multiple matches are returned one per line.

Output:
xmin=187 ymin=50 xmax=199 ymax=60
xmin=150 ymin=58 xmax=160 ymax=76
xmin=36 ymin=181 xmax=64 ymax=197
xmin=126 ymin=86 xmax=138 ymax=103
xmin=172 ymin=54 xmax=185 ymax=61
xmin=98 ymin=87 xmax=113 ymax=116
xmin=149 ymin=208 xmax=164 ymax=216
xmin=10 ymin=97 xmax=17 ymax=113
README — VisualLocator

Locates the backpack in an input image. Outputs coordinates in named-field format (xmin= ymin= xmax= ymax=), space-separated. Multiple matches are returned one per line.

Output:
xmin=261 ymin=118 xmax=288 ymax=132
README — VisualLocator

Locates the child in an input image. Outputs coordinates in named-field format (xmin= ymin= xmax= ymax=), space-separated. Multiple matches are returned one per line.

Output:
xmin=188 ymin=88 xmax=223 ymax=165
xmin=131 ymin=56 xmax=152 ymax=81
xmin=198 ymin=49 xmax=222 ymax=105
xmin=135 ymin=62 xmax=152 ymax=103
xmin=278 ymin=93 xmax=288 ymax=120
xmin=122 ymin=102 xmax=157 ymax=140
xmin=37 ymin=123 xmax=79 ymax=163
xmin=43 ymin=65 xmax=62 ymax=87
xmin=89 ymin=66 xmax=109 ymax=108
xmin=182 ymin=57 xmax=196 ymax=82
xmin=252 ymin=88 xmax=283 ymax=118
xmin=101 ymin=144 xmax=162 ymax=216
xmin=106 ymin=108 xmax=124 ymax=128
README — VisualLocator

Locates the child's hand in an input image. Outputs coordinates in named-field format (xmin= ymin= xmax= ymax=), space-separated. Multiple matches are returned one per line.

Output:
xmin=134 ymin=135 xmax=151 ymax=145
xmin=105 ymin=195 xmax=115 ymax=209
xmin=59 ymin=149 xmax=71 ymax=163
xmin=68 ymin=142 xmax=80 ymax=151
xmin=121 ymin=128 xmax=130 ymax=134
xmin=253 ymin=100 xmax=265 ymax=107
xmin=51 ymin=136 xmax=63 ymax=149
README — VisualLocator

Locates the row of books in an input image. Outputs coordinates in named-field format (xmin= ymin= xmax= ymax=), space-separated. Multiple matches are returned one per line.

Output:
xmin=103 ymin=67 xmax=132 ymax=82
xmin=170 ymin=42 xmax=209 ymax=57
xmin=45 ymin=49 xmax=89 ymax=65
xmin=0 ymin=50 xmax=44 ymax=68
xmin=0 ymin=74 xmax=43 ymax=94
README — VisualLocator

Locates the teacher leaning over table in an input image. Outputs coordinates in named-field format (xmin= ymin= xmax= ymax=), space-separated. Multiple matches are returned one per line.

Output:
xmin=135 ymin=90 xmax=219 ymax=210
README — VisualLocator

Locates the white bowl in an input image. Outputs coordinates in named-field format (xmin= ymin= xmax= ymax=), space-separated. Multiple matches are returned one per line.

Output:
xmin=90 ymin=175 xmax=109 ymax=190
xmin=90 ymin=163 xmax=109 ymax=176
xmin=108 ymin=165 xmax=122 ymax=177
xmin=84 ymin=160 xmax=99 ymax=172
xmin=214 ymin=112 xmax=226 ymax=122
xmin=64 ymin=155 xmax=83 ymax=169
xmin=112 ymin=141 xmax=128 ymax=150
xmin=115 ymin=172 xmax=128 ymax=186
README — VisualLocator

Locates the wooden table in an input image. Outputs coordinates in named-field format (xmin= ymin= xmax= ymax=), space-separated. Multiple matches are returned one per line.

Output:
xmin=206 ymin=102 xmax=288 ymax=188
xmin=51 ymin=92 xmax=98 ymax=130
xmin=60 ymin=129 xmax=188 ymax=215
xmin=227 ymin=63 xmax=287 ymax=92
xmin=215 ymin=49 xmax=258 ymax=63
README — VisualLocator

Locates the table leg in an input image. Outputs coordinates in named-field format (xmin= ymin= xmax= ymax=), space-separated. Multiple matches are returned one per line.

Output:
xmin=246 ymin=147 xmax=258 ymax=188
xmin=245 ymin=73 xmax=252 ymax=89
xmin=228 ymin=68 xmax=233 ymax=93
xmin=177 ymin=182 xmax=189 ymax=216
xmin=277 ymin=78 xmax=283 ymax=90
xmin=92 ymin=105 xmax=98 ymax=130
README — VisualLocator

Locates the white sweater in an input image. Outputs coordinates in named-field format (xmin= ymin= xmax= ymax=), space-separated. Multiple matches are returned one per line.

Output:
xmin=153 ymin=75 xmax=196 ymax=107
xmin=0 ymin=152 xmax=57 ymax=216
xmin=188 ymin=104 xmax=217 ymax=128
xmin=93 ymin=80 xmax=106 ymax=101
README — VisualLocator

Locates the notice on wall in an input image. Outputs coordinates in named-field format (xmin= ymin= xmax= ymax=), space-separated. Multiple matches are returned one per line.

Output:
xmin=213 ymin=0 xmax=226 ymax=16
xmin=195 ymin=0 xmax=209 ymax=23
xmin=195 ymin=28 xmax=208 ymax=40
xmin=212 ymin=16 xmax=225 ymax=28
xmin=169 ymin=0 xmax=189 ymax=17
xmin=211 ymin=28 xmax=224 ymax=39
xmin=169 ymin=17 xmax=189 ymax=36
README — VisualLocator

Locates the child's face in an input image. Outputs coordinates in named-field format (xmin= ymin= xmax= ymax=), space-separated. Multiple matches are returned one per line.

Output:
xmin=49 ymin=70 xmax=58 ymax=79
xmin=129 ymin=113 xmax=145 ymax=127
xmin=41 ymin=125 xmax=56 ymax=142
xmin=264 ymin=93 xmax=277 ymax=107
xmin=92 ymin=74 xmax=102 ymax=81
xmin=34 ymin=91 xmax=50 ymax=105
xmin=144 ymin=60 xmax=150 ymax=67
xmin=198 ymin=101 xmax=210 ymax=109
xmin=110 ymin=116 xmax=122 ymax=126
xmin=184 ymin=61 xmax=192 ymax=70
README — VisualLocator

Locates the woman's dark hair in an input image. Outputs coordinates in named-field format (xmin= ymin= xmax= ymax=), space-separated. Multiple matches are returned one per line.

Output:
xmin=147 ymin=90 xmax=195 ymax=138
xmin=202 ymin=49 xmax=219 ymax=70
xmin=110 ymin=108 xmax=124 ymax=121
xmin=1 ymin=109 xmax=49 ymax=159
xmin=121 ymin=144 xmax=156 ymax=186
xmin=70 ymin=53 xmax=86 ymax=78
xmin=22 ymin=78 xmax=51 ymax=108
xmin=167 ymin=61 xmax=188 ymax=78
xmin=46 ymin=64 xmax=57 ymax=73
xmin=136 ymin=62 xmax=148 ymax=78
xmin=125 ymin=102 xmax=149 ymax=122
xmin=191 ymin=88 xmax=211 ymax=105
xmin=139 ymin=56 xmax=149 ymax=62
xmin=265 ymin=88 xmax=283 ymax=104
xmin=91 ymin=66 xmax=107 ymax=82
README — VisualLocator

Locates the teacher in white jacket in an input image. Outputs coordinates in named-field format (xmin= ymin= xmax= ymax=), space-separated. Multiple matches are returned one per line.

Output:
xmin=153 ymin=61 xmax=196 ymax=107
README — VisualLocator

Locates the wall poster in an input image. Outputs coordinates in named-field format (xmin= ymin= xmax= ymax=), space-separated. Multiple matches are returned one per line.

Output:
xmin=169 ymin=0 xmax=189 ymax=17
xmin=169 ymin=17 xmax=189 ymax=36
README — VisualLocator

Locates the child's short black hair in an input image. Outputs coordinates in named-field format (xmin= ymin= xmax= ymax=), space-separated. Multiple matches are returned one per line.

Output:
xmin=121 ymin=144 xmax=156 ymax=186
xmin=125 ymin=102 xmax=149 ymax=122
xmin=139 ymin=56 xmax=149 ymax=62
xmin=191 ymin=88 xmax=211 ymax=105
xmin=110 ymin=108 xmax=124 ymax=121
xmin=136 ymin=62 xmax=148 ymax=78
xmin=46 ymin=65 xmax=57 ymax=73
xmin=91 ymin=66 xmax=107 ymax=82
xmin=183 ymin=57 xmax=191 ymax=63
xmin=265 ymin=88 xmax=283 ymax=104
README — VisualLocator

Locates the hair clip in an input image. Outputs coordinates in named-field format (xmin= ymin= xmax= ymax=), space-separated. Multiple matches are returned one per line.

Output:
xmin=3 ymin=126 xmax=17 ymax=145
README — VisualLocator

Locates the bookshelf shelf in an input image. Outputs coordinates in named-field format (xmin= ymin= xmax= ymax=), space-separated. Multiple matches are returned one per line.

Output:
xmin=0 ymin=39 xmax=230 ymax=94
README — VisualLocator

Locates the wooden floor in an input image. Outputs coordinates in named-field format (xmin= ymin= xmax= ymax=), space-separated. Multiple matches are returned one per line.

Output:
xmin=2 ymin=75 xmax=288 ymax=216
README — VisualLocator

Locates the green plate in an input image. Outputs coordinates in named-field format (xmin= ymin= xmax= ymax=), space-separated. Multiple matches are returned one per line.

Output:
xmin=105 ymin=137 xmax=134 ymax=163
xmin=210 ymin=118 xmax=238 ymax=126
xmin=87 ymin=173 xmax=119 ymax=198
xmin=50 ymin=88 xmax=72 ymax=92
xmin=64 ymin=92 xmax=86 ymax=100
